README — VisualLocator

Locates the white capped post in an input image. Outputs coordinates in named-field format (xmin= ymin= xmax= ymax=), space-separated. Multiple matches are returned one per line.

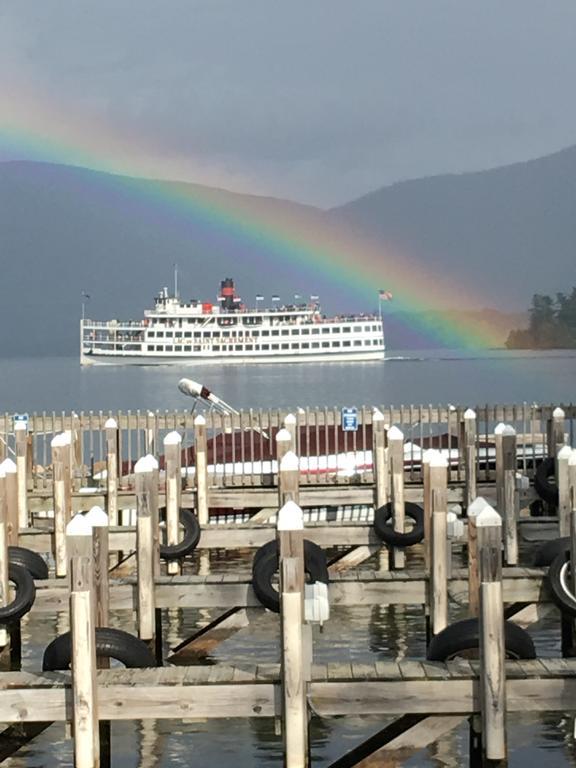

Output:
xmin=387 ymin=426 xmax=405 ymax=569
xmin=14 ymin=420 xmax=29 ymax=531
xmin=135 ymin=454 xmax=160 ymax=643
xmin=467 ymin=496 xmax=489 ymax=617
xmin=279 ymin=450 xmax=300 ymax=507
xmin=430 ymin=453 xmax=449 ymax=635
xmin=494 ymin=423 xmax=506 ymax=517
xmin=463 ymin=409 xmax=477 ymax=508
xmin=0 ymin=459 xmax=18 ymax=547
xmin=52 ymin=432 xmax=73 ymax=577
xmin=0 ymin=466 xmax=8 ymax=647
xmin=85 ymin=505 xmax=110 ymax=629
xmin=105 ymin=417 xmax=118 ymax=527
xmin=372 ymin=409 xmax=389 ymax=509
xmin=477 ymin=504 xmax=506 ymax=762
xmin=557 ymin=445 xmax=573 ymax=538
xmin=164 ymin=431 xmax=183 ymax=576
xmin=194 ymin=415 xmax=209 ymax=526
xmin=568 ymin=450 xmax=576 ymax=599
xmin=501 ymin=425 xmax=518 ymax=565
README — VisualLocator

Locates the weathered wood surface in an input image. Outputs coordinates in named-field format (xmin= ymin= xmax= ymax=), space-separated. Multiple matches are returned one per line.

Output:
xmin=27 ymin=567 xmax=552 ymax=612
xmin=2 ymin=660 xmax=576 ymax=722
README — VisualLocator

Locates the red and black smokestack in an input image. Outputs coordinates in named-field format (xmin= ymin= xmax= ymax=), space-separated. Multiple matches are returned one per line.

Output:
xmin=220 ymin=278 xmax=235 ymax=311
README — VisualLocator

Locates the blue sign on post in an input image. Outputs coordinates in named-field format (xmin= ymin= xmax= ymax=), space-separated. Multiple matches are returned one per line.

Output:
xmin=13 ymin=413 xmax=29 ymax=426
xmin=341 ymin=407 xmax=358 ymax=432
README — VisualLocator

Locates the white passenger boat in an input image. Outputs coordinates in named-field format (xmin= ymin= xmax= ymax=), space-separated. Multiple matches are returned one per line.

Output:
xmin=80 ymin=278 xmax=385 ymax=365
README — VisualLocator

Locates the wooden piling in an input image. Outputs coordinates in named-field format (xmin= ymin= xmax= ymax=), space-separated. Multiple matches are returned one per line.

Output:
xmin=557 ymin=445 xmax=573 ymax=538
xmin=14 ymin=421 xmax=28 ymax=531
xmin=0 ymin=459 xmax=18 ymax=547
xmin=276 ymin=428 xmax=292 ymax=467
xmin=135 ymin=455 xmax=160 ymax=644
xmin=422 ymin=449 xmax=438 ymax=575
xmin=164 ymin=431 xmax=182 ymax=576
xmin=430 ymin=453 xmax=448 ymax=636
xmin=194 ymin=415 xmax=209 ymax=526
xmin=0 ymin=467 xmax=8 ymax=648
xmin=105 ymin=418 xmax=118 ymax=527
xmin=494 ymin=423 xmax=506 ymax=519
xmin=463 ymin=409 xmax=477 ymax=509
xmin=501 ymin=426 xmax=518 ymax=566
xmin=569 ymin=450 xmax=576 ymax=599
xmin=467 ymin=497 xmax=489 ymax=618
xmin=279 ymin=451 xmax=300 ymax=506
xmin=548 ymin=406 xmax=566 ymax=461
xmin=85 ymin=505 xmax=109 ymax=629
xmin=372 ymin=409 xmax=388 ymax=508
xmin=277 ymin=501 xmax=308 ymax=767
xmin=388 ymin=426 xmax=405 ymax=570
xmin=283 ymin=413 xmax=297 ymax=452
xmin=477 ymin=504 xmax=506 ymax=763
xmin=67 ymin=513 xmax=99 ymax=767
xmin=51 ymin=433 xmax=72 ymax=578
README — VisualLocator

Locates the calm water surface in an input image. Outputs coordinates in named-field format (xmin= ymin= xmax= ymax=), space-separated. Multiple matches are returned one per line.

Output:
xmin=2 ymin=349 xmax=576 ymax=767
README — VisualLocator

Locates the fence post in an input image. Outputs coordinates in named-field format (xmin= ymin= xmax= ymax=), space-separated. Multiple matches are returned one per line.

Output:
xmin=277 ymin=500 xmax=308 ymax=767
xmin=194 ymin=415 xmax=209 ymax=526
xmin=494 ymin=423 xmax=506 ymax=517
xmin=477 ymin=504 xmax=506 ymax=763
xmin=569 ymin=451 xmax=576 ymax=599
xmin=558 ymin=445 xmax=573 ymax=538
xmin=463 ymin=409 xmax=477 ymax=508
xmin=430 ymin=453 xmax=449 ymax=635
xmin=52 ymin=433 xmax=72 ymax=578
xmin=387 ymin=426 xmax=405 ymax=569
xmin=135 ymin=454 xmax=159 ymax=644
xmin=548 ymin=406 xmax=566 ymax=461
xmin=372 ymin=409 xmax=388 ymax=508
xmin=0 ymin=459 xmax=18 ymax=547
xmin=279 ymin=451 xmax=300 ymax=507
xmin=164 ymin=431 xmax=182 ymax=576
xmin=85 ymin=505 xmax=110 ymax=629
xmin=0 ymin=467 xmax=8 ymax=648
xmin=501 ymin=426 xmax=518 ymax=566
xmin=14 ymin=421 xmax=28 ymax=531
xmin=467 ymin=497 xmax=489 ymax=618
xmin=284 ymin=413 xmax=297 ymax=452
xmin=105 ymin=418 xmax=119 ymax=527
xmin=67 ymin=513 xmax=99 ymax=768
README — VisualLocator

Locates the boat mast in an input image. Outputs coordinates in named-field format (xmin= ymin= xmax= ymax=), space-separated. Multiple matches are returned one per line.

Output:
xmin=174 ymin=263 xmax=179 ymax=299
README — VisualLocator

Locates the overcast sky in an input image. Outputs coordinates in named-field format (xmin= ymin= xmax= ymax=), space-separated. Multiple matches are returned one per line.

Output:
xmin=1 ymin=1 xmax=576 ymax=206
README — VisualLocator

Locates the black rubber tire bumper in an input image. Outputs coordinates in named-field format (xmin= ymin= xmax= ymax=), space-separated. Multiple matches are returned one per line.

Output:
xmin=8 ymin=546 xmax=49 ymax=580
xmin=534 ymin=457 xmax=558 ymax=506
xmin=373 ymin=502 xmax=425 ymax=547
xmin=0 ymin=563 xmax=36 ymax=624
xmin=159 ymin=507 xmax=201 ymax=561
xmin=252 ymin=539 xmax=329 ymax=613
xmin=548 ymin=551 xmax=576 ymax=618
xmin=533 ymin=536 xmax=570 ymax=567
xmin=42 ymin=627 xmax=158 ymax=670
xmin=427 ymin=617 xmax=536 ymax=661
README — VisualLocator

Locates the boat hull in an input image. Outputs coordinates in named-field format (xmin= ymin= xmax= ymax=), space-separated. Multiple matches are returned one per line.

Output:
xmin=81 ymin=349 xmax=386 ymax=366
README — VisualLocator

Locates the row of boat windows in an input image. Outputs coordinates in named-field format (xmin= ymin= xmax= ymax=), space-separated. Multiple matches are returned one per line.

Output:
xmin=146 ymin=339 xmax=383 ymax=352
xmin=146 ymin=324 xmax=380 ymax=339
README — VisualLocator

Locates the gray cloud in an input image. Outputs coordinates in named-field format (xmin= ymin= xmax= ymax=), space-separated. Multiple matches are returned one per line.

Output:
xmin=1 ymin=0 xmax=576 ymax=204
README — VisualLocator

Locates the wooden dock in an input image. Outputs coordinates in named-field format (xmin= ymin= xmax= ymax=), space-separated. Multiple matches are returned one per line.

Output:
xmin=0 ymin=401 xmax=575 ymax=766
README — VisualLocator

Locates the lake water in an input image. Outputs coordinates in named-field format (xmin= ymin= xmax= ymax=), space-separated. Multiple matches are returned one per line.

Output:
xmin=2 ymin=349 xmax=576 ymax=767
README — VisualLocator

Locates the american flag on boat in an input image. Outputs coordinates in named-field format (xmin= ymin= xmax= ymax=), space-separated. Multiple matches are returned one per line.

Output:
xmin=379 ymin=289 xmax=393 ymax=300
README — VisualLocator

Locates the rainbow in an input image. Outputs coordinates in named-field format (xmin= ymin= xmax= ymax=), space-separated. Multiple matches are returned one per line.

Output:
xmin=0 ymin=86 xmax=508 ymax=347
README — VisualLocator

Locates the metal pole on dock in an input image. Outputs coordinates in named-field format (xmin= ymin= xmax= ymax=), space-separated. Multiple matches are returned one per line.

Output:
xmin=387 ymin=426 xmax=405 ymax=570
xmin=278 ymin=500 xmax=308 ymax=768
xmin=477 ymin=504 xmax=506 ymax=764
xmin=430 ymin=453 xmax=448 ymax=636
xmin=67 ymin=513 xmax=99 ymax=768
xmin=135 ymin=455 xmax=160 ymax=644
xmin=105 ymin=418 xmax=118 ymax=527
xmin=164 ymin=431 xmax=182 ymax=576
xmin=194 ymin=415 xmax=209 ymax=526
